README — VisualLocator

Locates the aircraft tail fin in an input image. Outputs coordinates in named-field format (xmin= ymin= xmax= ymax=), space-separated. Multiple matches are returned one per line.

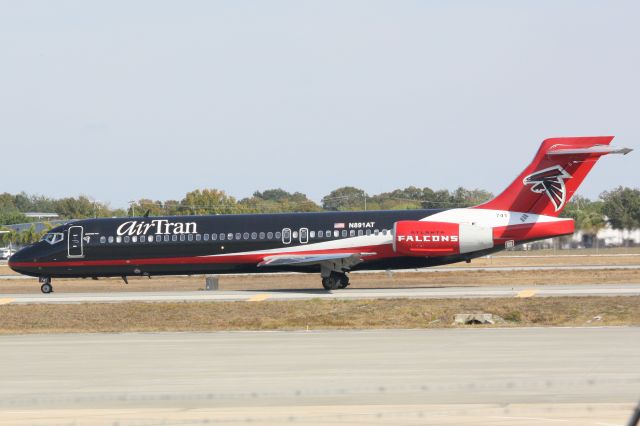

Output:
xmin=475 ymin=136 xmax=631 ymax=216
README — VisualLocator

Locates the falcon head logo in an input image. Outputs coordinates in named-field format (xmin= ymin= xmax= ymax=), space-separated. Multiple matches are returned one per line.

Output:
xmin=523 ymin=165 xmax=572 ymax=212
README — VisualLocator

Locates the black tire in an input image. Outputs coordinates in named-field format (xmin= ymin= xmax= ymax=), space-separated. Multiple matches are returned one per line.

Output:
xmin=41 ymin=283 xmax=53 ymax=294
xmin=322 ymin=277 xmax=332 ymax=290
xmin=322 ymin=272 xmax=347 ymax=290
xmin=338 ymin=274 xmax=350 ymax=289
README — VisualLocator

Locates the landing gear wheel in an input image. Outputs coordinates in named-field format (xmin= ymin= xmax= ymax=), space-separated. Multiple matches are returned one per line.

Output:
xmin=39 ymin=277 xmax=52 ymax=294
xmin=338 ymin=274 xmax=350 ymax=289
xmin=321 ymin=272 xmax=348 ymax=290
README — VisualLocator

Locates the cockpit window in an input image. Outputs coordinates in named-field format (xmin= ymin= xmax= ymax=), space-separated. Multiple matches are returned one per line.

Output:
xmin=41 ymin=232 xmax=64 ymax=245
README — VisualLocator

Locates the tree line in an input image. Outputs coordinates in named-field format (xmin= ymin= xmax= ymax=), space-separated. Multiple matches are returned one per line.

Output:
xmin=1 ymin=186 xmax=639 ymax=246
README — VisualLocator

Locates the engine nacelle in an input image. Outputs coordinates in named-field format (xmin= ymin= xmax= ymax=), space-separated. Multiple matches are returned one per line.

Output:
xmin=392 ymin=221 xmax=493 ymax=257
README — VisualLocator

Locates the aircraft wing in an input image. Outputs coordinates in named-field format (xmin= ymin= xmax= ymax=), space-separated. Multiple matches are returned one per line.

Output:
xmin=258 ymin=252 xmax=376 ymax=268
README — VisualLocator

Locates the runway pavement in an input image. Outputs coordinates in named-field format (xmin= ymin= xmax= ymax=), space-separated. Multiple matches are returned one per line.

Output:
xmin=0 ymin=328 xmax=638 ymax=425
xmin=1 ymin=283 xmax=639 ymax=304
xmin=1 ymin=263 xmax=639 ymax=281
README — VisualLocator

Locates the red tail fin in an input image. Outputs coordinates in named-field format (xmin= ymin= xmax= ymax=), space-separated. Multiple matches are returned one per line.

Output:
xmin=475 ymin=136 xmax=631 ymax=216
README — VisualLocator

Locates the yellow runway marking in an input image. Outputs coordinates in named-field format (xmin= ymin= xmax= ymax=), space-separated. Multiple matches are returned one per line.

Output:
xmin=516 ymin=289 xmax=537 ymax=298
xmin=247 ymin=294 xmax=271 ymax=302
xmin=0 ymin=298 xmax=15 ymax=305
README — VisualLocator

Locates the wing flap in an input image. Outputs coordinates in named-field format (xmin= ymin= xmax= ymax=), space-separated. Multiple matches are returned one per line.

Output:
xmin=258 ymin=252 xmax=375 ymax=268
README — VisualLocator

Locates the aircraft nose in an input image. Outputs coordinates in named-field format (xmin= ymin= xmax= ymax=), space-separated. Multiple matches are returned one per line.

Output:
xmin=7 ymin=247 xmax=34 ymax=273
xmin=8 ymin=250 xmax=24 ymax=270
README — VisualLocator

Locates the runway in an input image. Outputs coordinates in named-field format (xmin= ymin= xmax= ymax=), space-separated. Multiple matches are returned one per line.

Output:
xmin=1 ymin=264 xmax=639 ymax=280
xmin=1 ymin=283 xmax=639 ymax=304
xmin=0 ymin=328 xmax=638 ymax=425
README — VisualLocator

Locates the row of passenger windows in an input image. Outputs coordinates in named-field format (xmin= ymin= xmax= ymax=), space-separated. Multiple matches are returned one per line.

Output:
xmin=98 ymin=228 xmax=390 ymax=244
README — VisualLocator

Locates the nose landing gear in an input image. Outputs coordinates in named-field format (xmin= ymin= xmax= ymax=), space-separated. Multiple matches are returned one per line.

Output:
xmin=39 ymin=277 xmax=53 ymax=294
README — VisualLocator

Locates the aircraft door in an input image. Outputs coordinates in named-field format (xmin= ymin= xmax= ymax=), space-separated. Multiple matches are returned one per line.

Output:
xmin=68 ymin=225 xmax=84 ymax=258
xmin=282 ymin=228 xmax=291 ymax=245
xmin=299 ymin=228 xmax=308 ymax=244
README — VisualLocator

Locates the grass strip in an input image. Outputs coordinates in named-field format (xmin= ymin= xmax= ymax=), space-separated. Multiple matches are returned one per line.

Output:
xmin=1 ymin=296 xmax=639 ymax=334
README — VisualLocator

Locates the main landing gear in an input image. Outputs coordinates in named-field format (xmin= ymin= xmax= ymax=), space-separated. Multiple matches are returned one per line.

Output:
xmin=321 ymin=271 xmax=349 ymax=290
xmin=39 ymin=276 xmax=53 ymax=294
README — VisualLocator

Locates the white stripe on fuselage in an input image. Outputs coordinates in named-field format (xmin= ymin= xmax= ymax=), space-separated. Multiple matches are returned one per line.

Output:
xmin=420 ymin=208 xmax=567 ymax=228
xmin=200 ymin=208 xmax=566 ymax=259
xmin=201 ymin=232 xmax=395 ymax=258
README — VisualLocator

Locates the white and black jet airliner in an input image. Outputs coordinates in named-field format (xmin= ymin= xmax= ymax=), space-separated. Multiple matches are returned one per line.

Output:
xmin=9 ymin=136 xmax=632 ymax=293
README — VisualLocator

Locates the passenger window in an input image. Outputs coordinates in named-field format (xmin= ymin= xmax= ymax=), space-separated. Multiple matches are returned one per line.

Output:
xmin=251 ymin=232 xmax=257 ymax=239
xmin=310 ymin=231 xmax=315 ymax=238
xmin=318 ymin=230 xmax=323 ymax=238
xmin=275 ymin=231 xmax=281 ymax=239
xmin=292 ymin=231 xmax=298 ymax=239
xmin=259 ymin=232 xmax=265 ymax=239
xmin=164 ymin=235 xmax=170 ymax=242
xmin=341 ymin=230 xmax=347 ymax=237
xmin=358 ymin=230 xmax=363 ymax=236
xmin=132 ymin=236 xmax=137 ymax=243
xmin=100 ymin=236 xmax=106 ymax=243
xmin=349 ymin=230 xmax=355 ymax=237
xmin=188 ymin=234 xmax=194 ymax=241
xmin=366 ymin=229 xmax=371 ymax=236
xmin=172 ymin=234 xmax=178 ymax=242
xmin=195 ymin=234 xmax=201 ymax=241
xmin=228 ymin=233 xmax=234 ymax=240
xmin=116 ymin=236 xmax=122 ymax=243
xmin=243 ymin=232 xmax=249 ymax=240
xmin=148 ymin=235 xmax=154 ymax=242
xmin=219 ymin=233 xmax=225 ymax=241
xmin=267 ymin=232 xmax=274 ymax=239
xmin=374 ymin=229 xmax=379 ymax=235
xmin=204 ymin=234 xmax=210 ymax=241
xmin=108 ymin=236 xmax=114 ymax=243
xmin=334 ymin=230 xmax=339 ymax=238
xmin=124 ymin=236 xmax=130 ymax=243
xmin=382 ymin=229 xmax=388 ymax=235
xmin=326 ymin=230 xmax=331 ymax=238
xmin=235 ymin=233 xmax=241 ymax=240
xmin=180 ymin=234 xmax=186 ymax=242
xmin=140 ymin=235 xmax=146 ymax=243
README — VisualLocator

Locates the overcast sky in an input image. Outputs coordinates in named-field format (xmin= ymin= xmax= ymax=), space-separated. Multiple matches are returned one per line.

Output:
xmin=1 ymin=1 xmax=637 ymax=208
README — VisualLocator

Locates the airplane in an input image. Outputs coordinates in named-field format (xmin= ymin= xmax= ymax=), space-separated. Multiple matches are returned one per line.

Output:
xmin=8 ymin=136 xmax=632 ymax=294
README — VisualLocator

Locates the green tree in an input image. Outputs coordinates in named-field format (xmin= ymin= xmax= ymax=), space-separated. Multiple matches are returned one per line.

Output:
xmin=600 ymin=187 xmax=640 ymax=230
xmin=181 ymin=189 xmax=238 ymax=215
xmin=54 ymin=196 xmax=110 ymax=218
xmin=242 ymin=189 xmax=321 ymax=213
xmin=0 ymin=211 xmax=28 ymax=225
xmin=560 ymin=196 xmax=607 ymax=247
xmin=129 ymin=199 xmax=165 ymax=217
xmin=322 ymin=187 xmax=367 ymax=211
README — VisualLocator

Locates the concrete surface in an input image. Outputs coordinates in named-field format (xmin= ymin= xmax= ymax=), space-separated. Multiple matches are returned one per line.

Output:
xmin=1 ymin=283 xmax=640 ymax=304
xmin=0 ymin=328 xmax=639 ymax=425
xmin=1 ymin=263 xmax=639 ymax=281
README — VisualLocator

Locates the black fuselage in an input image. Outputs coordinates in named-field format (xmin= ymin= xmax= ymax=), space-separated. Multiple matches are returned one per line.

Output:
xmin=8 ymin=209 xmax=488 ymax=279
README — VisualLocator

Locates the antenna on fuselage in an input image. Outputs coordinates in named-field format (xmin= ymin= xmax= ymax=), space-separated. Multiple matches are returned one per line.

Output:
xmin=143 ymin=210 xmax=150 ymax=218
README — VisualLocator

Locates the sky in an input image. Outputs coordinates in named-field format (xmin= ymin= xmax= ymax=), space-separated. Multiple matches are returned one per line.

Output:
xmin=0 ymin=1 xmax=638 ymax=208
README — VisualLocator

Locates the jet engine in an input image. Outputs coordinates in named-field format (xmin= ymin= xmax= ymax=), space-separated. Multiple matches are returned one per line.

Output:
xmin=392 ymin=221 xmax=493 ymax=257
